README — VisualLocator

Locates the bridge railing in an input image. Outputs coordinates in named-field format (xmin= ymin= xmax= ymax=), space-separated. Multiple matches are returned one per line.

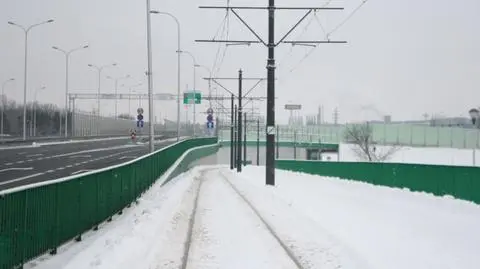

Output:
xmin=0 ymin=137 xmax=219 ymax=269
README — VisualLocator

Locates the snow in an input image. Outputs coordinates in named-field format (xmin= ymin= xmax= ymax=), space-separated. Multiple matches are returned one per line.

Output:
xmin=27 ymin=165 xmax=480 ymax=269
xmin=340 ymin=143 xmax=478 ymax=166
xmin=228 ymin=166 xmax=480 ymax=269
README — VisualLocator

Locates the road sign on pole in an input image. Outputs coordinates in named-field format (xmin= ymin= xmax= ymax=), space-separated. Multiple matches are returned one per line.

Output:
xmin=137 ymin=107 xmax=144 ymax=128
xmin=183 ymin=91 xmax=201 ymax=104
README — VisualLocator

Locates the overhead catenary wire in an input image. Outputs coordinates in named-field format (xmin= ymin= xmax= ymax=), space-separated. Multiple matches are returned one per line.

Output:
xmin=280 ymin=0 xmax=370 ymax=79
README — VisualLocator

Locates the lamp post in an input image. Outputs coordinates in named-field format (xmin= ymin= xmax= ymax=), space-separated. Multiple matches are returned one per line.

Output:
xmin=145 ymin=0 xmax=155 ymax=152
xmin=107 ymin=74 xmax=131 ymax=118
xmin=469 ymin=108 xmax=480 ymax=166
xmin=127 ymin=82 xmax=144 ymax=116
xmin=179 ymin=50 xmax=197 ymax=136
xmin=1 ymin=78 xmax=15 ymax=139
xmin=8 ymin=19 xmax=54 ymax=140
xmin=194 ymin=64 xmax=212 ymax=108
xmin=32 ymin=86 xmax=46 ymax=136
xmin=87 ymin=63 xmax=118 ymax=117
xmin=150 ymin=10 xmax=182 ymax=142
xmin=52 ymin=45 xmax=89 ymax=137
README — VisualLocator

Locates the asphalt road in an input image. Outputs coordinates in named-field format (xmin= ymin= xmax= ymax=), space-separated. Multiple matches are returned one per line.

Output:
xmin=0 ymin=139 xmax=176 ymax=191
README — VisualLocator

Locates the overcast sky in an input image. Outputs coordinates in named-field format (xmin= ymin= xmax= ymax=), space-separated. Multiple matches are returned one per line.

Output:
xmin=1 ymin=0 xmax=479 ymax=124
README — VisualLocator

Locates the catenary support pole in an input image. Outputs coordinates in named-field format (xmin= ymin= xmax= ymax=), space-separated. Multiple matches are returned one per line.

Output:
xmin=244 ymin=111 xmax=247 ymax=166
xmin=237 ymin=69 xmax=243 ymax=172
xmin=257 ymin=118 xmax=260 ymax=165
xmin=234 ymin=104 xmax=238 ymax=169
xmin=230 ymin=94 xmax=234 ymax=170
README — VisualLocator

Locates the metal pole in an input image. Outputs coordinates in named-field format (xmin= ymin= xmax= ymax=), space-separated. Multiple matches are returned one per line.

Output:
xmin=193 ymin=64 xmax=196 ymax=136
xmin=33 ymin=100 xmax=36 ymax=136
xmin=257 ymin=118 xmax=260 ymax=166
xmin=276 ymin=125 xmax=279 ymax=158
xmin=114 ymin=79 xmax=118 ymax=119
xmin=230 ymin=94 xmax=234 ymax=170
xmin=64 ymin=54 xmax=69 ymax=137
xmin=23 ymin=31 xmax=28 ymax=140
xmin=266 ymin=0 xmax=276 ymax=185
xmin=237 ymin=69 xmax=243 ymax=172
xmin=97 ymin=67 xmax=101 ymax=135
xmin=294 ymin=130 xmax=297 ymax=159
xmin=146 ymin=0 xmax=155 ymax=152
xmin=234 ymin=104 xmax=238 ymax=168
xmin=244 ymin=112 xmax=247 ymax=166
xmin=176 ymin=20 xmax=181 ymax=142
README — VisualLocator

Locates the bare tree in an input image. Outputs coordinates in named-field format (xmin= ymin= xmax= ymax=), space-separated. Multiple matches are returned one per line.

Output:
xmin=344 ymin=123 xmax=400 ymax=162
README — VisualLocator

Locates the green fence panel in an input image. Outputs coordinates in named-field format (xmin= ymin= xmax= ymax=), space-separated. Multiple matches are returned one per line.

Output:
xmin=275 ymin=160 xmax=480 ymax=205
xmin=0 ymin=137 xmax=218 ymax=269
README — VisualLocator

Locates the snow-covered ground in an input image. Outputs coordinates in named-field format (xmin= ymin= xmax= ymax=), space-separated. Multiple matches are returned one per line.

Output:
xmin=339 ymin=143 xmax=478 ymax=166
xmin=27 ymin=165 xmax=480 ymax=269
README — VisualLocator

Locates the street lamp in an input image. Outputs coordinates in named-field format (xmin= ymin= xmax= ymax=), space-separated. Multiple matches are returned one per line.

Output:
xmin=179 ymin=50 xmax=197 ymax=136
xmin=126 ymin=81 xmax=144 ymax=115
xmin=106 ymin=74 xmax=131 ymax=118
xmin=194 ymin=64 xmax=213 ymax=108
xmin=52 ymin=44 xmax=89 ymax=137
xmin=8 ymin=19 xmax=54 ymax=140
xmin=1 ymin=78 xmax=15 ymax=139
xmin=32 ymin=86 xmax=46 ymax=136
xmin=469 ymin=108 xmax=479 ymax=127
xmin=87 ymin=63 xmax=117 ymax=117
xmin=150 ymin=10 xmax=182 ymax=141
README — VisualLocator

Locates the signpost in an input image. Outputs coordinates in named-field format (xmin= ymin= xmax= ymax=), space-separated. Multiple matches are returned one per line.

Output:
xmin=137 ymin=107 xmax=144 ymax=128
xmin=206 ymin=107 xmax=214 ymax=135
xmin=183 ymin=91 xmax=201 ymax=104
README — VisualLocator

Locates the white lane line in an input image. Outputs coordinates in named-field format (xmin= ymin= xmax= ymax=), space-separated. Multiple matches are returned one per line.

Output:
xmin=119 ymin=156 xmax=137 ymax=160
xmin=69 ymin=155 xmax=91 ymax=158
xmin=71 ymin=170 xmax=92 ymax=175
xmin=46 ymin=170 xmax=54 ymax=173
xmin=57 ymin=167 xmax=65 ymax=171
xmin=17 ymin=161 xmax=24 ymax=164
xmin=0 ymin=167 xmax=34 ymax=173
xmin=26 ymin=154 xmax=43 ymax=158
xmin=5 ymin=163 xmax=13 ymax=166
xmin=0 ymin=173 xmax=45 ymax=186
xmin=18 ymin=152 xmax=27 ymax=155
xmin=65 ymin=165 xmax=73 ymax=168
xmin=27 ymin=160 xmax=34 ymax=162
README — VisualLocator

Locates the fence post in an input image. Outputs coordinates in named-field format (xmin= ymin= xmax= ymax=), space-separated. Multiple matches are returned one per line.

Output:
xmin=276 ymin=125 xmax=279 ymax=159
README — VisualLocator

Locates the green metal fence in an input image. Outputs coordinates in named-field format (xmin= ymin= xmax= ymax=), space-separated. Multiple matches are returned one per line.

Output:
xmin=0 ymin=137 xmax=218 ymax=269
xmin=275 ymin=160 xmax=480 ymax=205
xmin=220 ymin=124 xmax=480 ymax=149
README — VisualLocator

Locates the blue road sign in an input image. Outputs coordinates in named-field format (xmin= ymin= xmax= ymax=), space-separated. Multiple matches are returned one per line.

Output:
xmin=207 ymin=114 xmax=213 ymax=122
xmin=137 ymin=120 xmax=144 ymax=128
xmin=207 ymin=121 xmax=214 ymax=129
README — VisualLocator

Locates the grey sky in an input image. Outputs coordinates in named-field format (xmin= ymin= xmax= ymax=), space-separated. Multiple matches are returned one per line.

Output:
xmin=1 ymin=0 xmax=479 ymax=124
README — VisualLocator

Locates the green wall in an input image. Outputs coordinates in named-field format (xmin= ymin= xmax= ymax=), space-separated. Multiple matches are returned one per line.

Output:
xmin=0 ymin=137 xmax=218 ymax=269
xmin=276 ymin=160 xmax=480 ymax=205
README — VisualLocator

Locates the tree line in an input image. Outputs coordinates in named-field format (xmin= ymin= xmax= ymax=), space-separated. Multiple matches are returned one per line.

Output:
xmin=0 ymin=97 xmax=70 ymax=136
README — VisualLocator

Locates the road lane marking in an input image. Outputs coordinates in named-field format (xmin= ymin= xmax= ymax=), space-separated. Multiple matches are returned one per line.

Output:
xmin=5 ymin=163 xmax=13 ymax=166
xmin=57 ymin=167 xmax=65 ymax=170
xmin=17 ymin=161 xmax=24 ymax=164
xmin=46 ymin=170 xmax=54 ymax=173
xmin=26 ymin=154 xmax=43 ymax=158
xmin=69 ymin=155 xmax=92 ymax=158
xmin=0 ymin=173 xmax=45 ymax=186
xmin=71 ymin=170 xmax=92 ymax=175
xmin=119 ymin=156 xmax=137 ymax=160
xmin=0 ymin=167 xmax=34 ymax=173
xmin=18 ymin=152 xmax=27 ymax=155
xmin=66 ymin=165 xmax=73 ymax=168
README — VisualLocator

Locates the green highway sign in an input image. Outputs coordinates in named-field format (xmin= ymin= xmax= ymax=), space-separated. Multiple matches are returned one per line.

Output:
xmin=183 ymin=91 xmax=202 ymax=104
